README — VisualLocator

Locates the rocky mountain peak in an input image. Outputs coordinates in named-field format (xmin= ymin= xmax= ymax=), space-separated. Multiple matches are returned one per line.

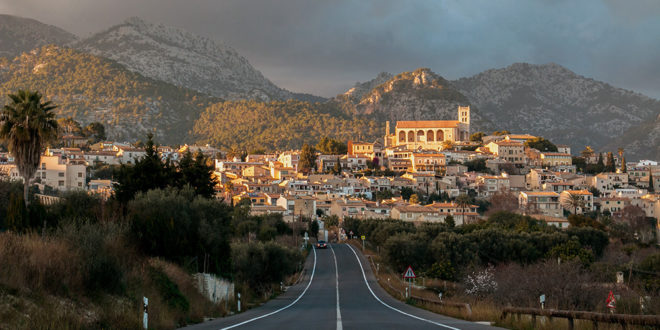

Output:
xmin=74 ymin=17 xmax=291 ymax=101
xmin=0 ymin=14 xmax=77 ymax=59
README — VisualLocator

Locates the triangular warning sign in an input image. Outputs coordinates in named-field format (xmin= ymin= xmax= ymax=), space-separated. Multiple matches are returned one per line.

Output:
xmin=403 ymin=266 xmax=416 ymax=278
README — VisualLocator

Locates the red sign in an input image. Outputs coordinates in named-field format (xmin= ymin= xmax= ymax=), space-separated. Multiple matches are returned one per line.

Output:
xmin=403 ymin=266 xmax=416 ymax=278
xmin=606 ymin=291 xmax=616 ymax=309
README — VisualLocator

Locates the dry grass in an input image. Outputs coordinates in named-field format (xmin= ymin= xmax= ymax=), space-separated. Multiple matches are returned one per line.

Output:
xmin=0 ymin=231 xmax=224 ymax=329
xmin=347 ymin=240 xmax=652 ymax=330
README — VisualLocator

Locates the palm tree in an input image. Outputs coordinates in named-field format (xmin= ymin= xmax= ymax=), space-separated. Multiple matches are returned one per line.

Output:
xmin=0 ymin=90 xmax=58 ymax=206
xmin=566 ymin=192 xmax=586 ymax=215
xmin=455 ymin=194 xmax=472 ymax=224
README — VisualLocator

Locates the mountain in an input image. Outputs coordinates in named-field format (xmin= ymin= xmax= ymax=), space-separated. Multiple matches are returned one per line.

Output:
xmin=605 ymin=113 xmax=660 ymax=161
xmin=192 ymin=100 xmax=381 ymax=151
xmin=0 ymin=14 xmax=77 ymax=59
xmin=74 ymin=17 xmax=292 ymax=101
xmin=0 ymin=46 xmax=216 ymax=143
xmin=333 ymin=68 xmax=493 ymax=130
xmin=339 ymin=72 xmax=393 ymax=103
xmin=453 ymin=63 xmax=660 ymax=159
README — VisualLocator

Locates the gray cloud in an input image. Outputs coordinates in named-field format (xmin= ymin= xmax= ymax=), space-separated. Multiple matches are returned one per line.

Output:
xmin=0 ymin=0 xmax=659 ymax=98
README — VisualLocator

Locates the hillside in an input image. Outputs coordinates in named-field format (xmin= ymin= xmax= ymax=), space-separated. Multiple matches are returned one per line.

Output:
xmin=192 ymin=100 xmax=381 ymax=151
xmin=74 ymin=17 xmax=293 ymax=101
xmin=0 ymin=14 xmax=77 ymax=59
xmin=605 ymin=113 xmax=660 ymax=161
xmin=453 ymin=63 xmax=660 ymax=159
xmin=0 ymin=46 xmax=216 ymax=143
xmin=333 ymin=68 xmax=494 ymax=131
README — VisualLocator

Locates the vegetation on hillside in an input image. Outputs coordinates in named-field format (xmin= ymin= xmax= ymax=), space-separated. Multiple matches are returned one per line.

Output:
xmin=192 ymin=100 xmax=381 ymax=151
xmin=0 ymin=46 xmax=217 ymax=143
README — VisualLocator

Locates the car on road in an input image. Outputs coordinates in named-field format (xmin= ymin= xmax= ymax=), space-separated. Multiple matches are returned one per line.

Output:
xmin=316 ymin=240 xmax=327 ymax=249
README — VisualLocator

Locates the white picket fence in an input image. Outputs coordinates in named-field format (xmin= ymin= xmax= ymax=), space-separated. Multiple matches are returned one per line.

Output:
xmin=194 ymin=273 xmax=234 ymax=304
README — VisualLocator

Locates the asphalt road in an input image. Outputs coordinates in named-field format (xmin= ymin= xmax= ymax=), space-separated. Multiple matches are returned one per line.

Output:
xmin=182 ymin=243 xmax=497 ymax=330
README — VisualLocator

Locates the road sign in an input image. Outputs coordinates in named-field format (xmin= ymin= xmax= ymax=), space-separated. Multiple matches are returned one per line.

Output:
xmin=361 ymin=235 xmax=365 ymax=240
xmin=606 ymin=291 xmax=616 ymax=309
xmin=403 ymin=266 xmax=416 ymax=278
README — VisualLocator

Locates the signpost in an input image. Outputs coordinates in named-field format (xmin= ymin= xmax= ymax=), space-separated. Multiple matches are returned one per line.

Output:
xmin=403 ymin=266 xmax=416 ymax=298
xmin=606 ymin=291 xmax=616 ymax=313
xmin=142 ymin=297 xmax=148 ymax=329
xmin=540 ymin=294 xmax=546 ymax=309
xmin=361 ymin=235 xmax=366 ymax=250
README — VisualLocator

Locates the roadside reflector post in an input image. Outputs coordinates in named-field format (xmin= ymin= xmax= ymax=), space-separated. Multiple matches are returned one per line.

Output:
xmin=142 ymin=296 xmax=148 ymax=329
xmin=237 ymin=292 xmax=241 ymax=312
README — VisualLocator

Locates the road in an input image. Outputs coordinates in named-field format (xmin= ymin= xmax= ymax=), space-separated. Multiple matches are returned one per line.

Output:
xmin=182 ymin=243 xmax=497 ymax=330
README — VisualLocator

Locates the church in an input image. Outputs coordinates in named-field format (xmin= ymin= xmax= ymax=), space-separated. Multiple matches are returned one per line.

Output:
xmin=384 ymin=106 xmax=471 ymax=150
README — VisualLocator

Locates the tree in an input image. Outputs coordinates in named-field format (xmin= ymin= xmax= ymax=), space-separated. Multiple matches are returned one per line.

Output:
xmin=469 ymin=132 xmax=485 ymax=142
xmin=492 ymin=130 xmax=510 ymax=136
xmin=525 ymin=137 xmax=558 ymax=152
xmin=0 ymin=90 xmax=58 ymax=206
xmin=331 ymin=157 xmax=342 ymax=174
xmin=178 ymin=150 xmax=218 ymax=198
xmin=581 ymin=146 xmax=595 ymax=160
xmin=566 ymin=192 xmax=586 ymax=215
xmin=442 ymin=140 xmax=454 ymax=150
xmin=57 ymin=117 xmax=82 ymax=136
xmin=113 ymin=133 xmax=173 ymax=203
xmin=486 ymin=190 xmax=518 ymax=214
xmin=649 ymin=170 xmax=655 ymax=193
xmin=409 ymin=194 xmax=419 ymax=204
xmin=604 ymin=152 xmax=616 ymax=172
xmin=620 ymin=156 xmax=627 ymax=173
xmin=596 ymin=153 xmax=604 ymax=172
xmin=316 ymin=136 xmax=347 ymax=154
xmin=455 ymin=194 xmax=472 ymax=224
xmin=82 ymin=122 xmax=106 ymax=143
xmin=298 ymin=143 xmax=317 ymax=174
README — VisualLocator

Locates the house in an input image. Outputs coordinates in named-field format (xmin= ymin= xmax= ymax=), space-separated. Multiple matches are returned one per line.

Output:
xmin=476 ymin=174 xmax=511 ymax=197
xmin=425 ymin=202 xmax=480 ymax=225
xmin=36 ymin=155 xmax=87 ymax=191
xmin=598 ymin=197 xmax=630 ymax=214
xmin=519 ymin=191 xmax=562 ymax=217
xmin=530 ymin=214 xmax=571 ymax=229
xmin=526 ymin=169 xmax=561 ymax=190
xmin=391 ymin=205 xmax=443 ymax=223
xmin=114 ymin=146 xmax=147 ymax=164
xmin=61 ymin=134 xmax=88 ymax=148
xmin=540 ymin=152 xmax=572 ymax=167
xmin=484 ymin=140 xmax=526 ymax=165
xmin=83 ymin=150 xmax=121 ymax=166
xmin=410 ymin=152 xmax=446 ymax=173
xmin=88 ymin=179 xmax=114 ymax=199
xmin=559 ymin=190 xmax=594 ymax=214
xmin=317 ymin=155 xmax=343 ymax=173
xmin=329 ymin=199 xmax=369 ymax=220
xmin=590 ymin=173 xmax=629 ymax=194
xmin=277 ymin=151 xmax=300 ymax=171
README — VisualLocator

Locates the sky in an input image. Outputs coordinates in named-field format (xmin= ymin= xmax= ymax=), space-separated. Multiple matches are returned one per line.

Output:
xmin=1 ymin=0 xmax=660 ymax=98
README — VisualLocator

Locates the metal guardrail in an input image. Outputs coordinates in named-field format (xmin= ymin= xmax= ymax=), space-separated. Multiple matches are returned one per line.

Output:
xmin=501 ymin=306 xmax=660 ymax=329
xmin=382 ymin=278 xmax=472 ymax=316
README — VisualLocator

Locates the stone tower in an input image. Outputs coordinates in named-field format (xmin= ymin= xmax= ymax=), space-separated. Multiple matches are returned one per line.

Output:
xmin=458 ymin=106 xmax=471 ymax=141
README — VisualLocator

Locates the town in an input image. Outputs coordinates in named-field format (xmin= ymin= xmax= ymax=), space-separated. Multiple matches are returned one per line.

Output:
xmin=3 ymin=106 xmax=657 ymax=233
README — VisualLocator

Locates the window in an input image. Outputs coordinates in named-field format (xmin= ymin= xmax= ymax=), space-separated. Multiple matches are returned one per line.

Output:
xmin=42 ymin=172 xmax=46 ymax=179
xmin=78 ymin=172 xmax=83 ymax=178
xmin=58 ymin=172 xmax=64 ymax=177
xmin=41 ymin=163 xmax=46 ymax=170
xmin=78 ymin=182 xmax=82 ymax=187
xmin=58 ymin=180 xmax=64 ymax=186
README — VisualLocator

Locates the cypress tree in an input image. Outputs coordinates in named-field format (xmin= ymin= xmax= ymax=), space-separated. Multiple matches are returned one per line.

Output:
xmin=649 ymin=170 xmax=655 ymax=193
xmin=620 ymin=156 xmax=627 ymax=173
xmin=605 ymin=152 xmax=615 ymax=172
xmin=596 ymin=153 xmax=604 ymax=173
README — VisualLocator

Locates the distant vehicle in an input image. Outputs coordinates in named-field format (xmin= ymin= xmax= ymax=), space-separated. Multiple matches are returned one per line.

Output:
xmin=316 ymin=240 xmax=327 ymax=249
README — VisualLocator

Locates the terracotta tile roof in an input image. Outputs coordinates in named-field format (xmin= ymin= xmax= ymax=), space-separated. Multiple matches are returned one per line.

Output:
xmin=396 ymin=120 xmax=460 ymax=129
xmin=522 ymin=191 xmax=560 ymax=196
xmin=565 ymin=190 xmax=592 ymax=196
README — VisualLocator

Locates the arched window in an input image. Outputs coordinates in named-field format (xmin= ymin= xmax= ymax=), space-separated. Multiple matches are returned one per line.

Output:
xmin=427 ymin=130 xmax=434 ymax=142
xmin=437 ymin=130 xmax=444 ymax=141
xmin=407 ymin=131 xmax=415 ymax=142
xmin=399 ymin=131 xmax=406 ymax=142
xmin=417 ymin=130 xmax=424 ymax=141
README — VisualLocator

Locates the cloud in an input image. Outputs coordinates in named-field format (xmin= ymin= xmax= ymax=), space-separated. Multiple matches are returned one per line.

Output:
xmin=1 ymin=0 xmax=659 ymax=98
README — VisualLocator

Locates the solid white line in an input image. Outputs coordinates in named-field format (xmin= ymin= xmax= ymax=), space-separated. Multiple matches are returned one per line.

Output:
xmin=345 ymin=244 xmax=460 ymax=330
xmin=220 ymin=247 xmax=317 ymax=330
xmin=329 ymin=244 xmax=343 ymax=330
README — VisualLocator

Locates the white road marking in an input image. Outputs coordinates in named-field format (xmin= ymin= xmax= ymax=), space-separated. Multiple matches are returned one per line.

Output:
xmin=345 ymin=244 xmax=460 ymax=330
xmin=220 ymin=247 xmax=317 ymax=330
xmin=329 ymin=244 xmax=343 ymax=330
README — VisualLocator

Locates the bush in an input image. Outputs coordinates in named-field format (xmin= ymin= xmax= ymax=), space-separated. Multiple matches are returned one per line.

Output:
xmin=231 ymin=241 xmax=303 ymax=294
